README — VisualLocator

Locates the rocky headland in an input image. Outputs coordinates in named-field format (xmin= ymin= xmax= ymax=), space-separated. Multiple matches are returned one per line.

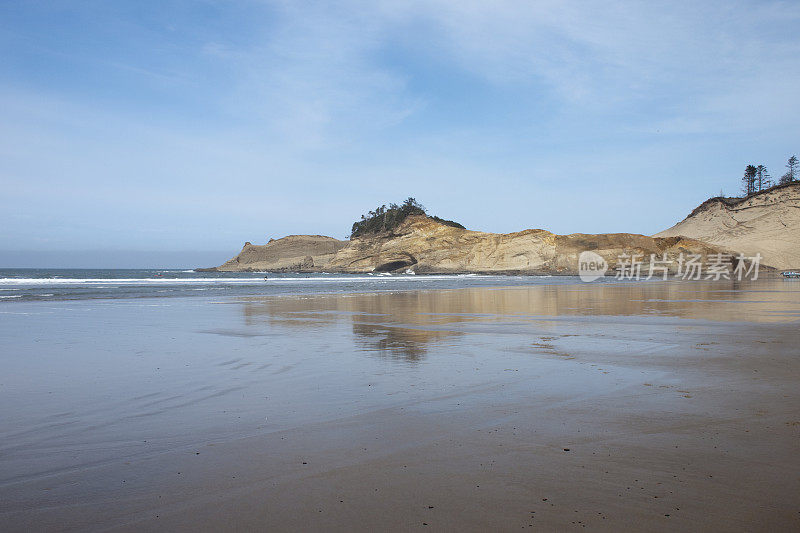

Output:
xmin=200 ymin=185 xmax=798 ymax=274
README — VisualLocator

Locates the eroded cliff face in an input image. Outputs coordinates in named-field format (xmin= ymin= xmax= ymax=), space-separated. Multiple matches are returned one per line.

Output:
xmin=205 ymin=215 xmax=730 ymax=274
xmin=206 ymin=235 xmax=348 ymax=272
xmin=655 ymin=182 xmax=800 ymax=269
xmin=325 ymin=216 xmax=725 ymax=274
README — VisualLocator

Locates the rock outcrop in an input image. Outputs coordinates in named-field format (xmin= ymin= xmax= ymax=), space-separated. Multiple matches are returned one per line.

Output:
xmin=323 ymin=216 xmax=725 ymax=274
xmin=655 ymin=182 xmax=800 ymax=270
xmin=202 ymin=235 xmax=348 ymax=272
xmin=202 ymin=216 xmax=730 ymax=275
xmin=204 ymin=185 xmax=800 ymax=274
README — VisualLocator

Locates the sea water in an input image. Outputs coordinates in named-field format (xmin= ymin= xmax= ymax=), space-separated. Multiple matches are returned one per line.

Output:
xmin=0 ymin=269 xmax=605 ymax=302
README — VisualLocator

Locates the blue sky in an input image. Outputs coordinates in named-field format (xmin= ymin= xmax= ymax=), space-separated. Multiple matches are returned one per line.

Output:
xmin=1 ymin=1 xmax=799 ymax=267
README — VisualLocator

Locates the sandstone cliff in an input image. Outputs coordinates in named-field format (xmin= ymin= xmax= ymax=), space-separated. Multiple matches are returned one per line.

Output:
xmin=324 ymin=215 xmax=724 ymax=274
xmin=203 ymin=216 xmax=728 ymax=275
xmin=204 ymin=235 xmax=348 ymax=272
xmin=655 ymin=182 xmax=800 ymax=270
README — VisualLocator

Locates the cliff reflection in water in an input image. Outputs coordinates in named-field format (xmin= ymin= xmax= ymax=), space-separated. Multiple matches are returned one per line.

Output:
xmin=238 ymin=280 xmax=800 ymax=362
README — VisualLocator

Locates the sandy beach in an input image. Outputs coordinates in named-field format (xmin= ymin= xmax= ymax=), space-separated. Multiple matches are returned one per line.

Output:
xmin=1 ymin=280 xmax=799 ymax=531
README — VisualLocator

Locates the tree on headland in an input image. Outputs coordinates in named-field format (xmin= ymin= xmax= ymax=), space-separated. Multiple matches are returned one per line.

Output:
xmin=738 ymin=156 xmax=798 ymax=196
xmin=350 ymin=197 xmax=464 ymax=238
xmin=742 ymin=165 xmax=757 ymax=196
xmin=755 ymin=165 xmax=771 ymax=191
xmin=780 ymin=155 xmax=798 ymax=185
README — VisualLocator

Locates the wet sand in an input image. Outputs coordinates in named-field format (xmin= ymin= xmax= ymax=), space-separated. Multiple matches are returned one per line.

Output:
xmin=1 ymin=280 xmax=799 ymax=531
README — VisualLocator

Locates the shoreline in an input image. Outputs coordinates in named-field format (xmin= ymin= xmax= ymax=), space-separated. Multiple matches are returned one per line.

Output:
xmin=0 ymin=275 xmax=796 ymax=309
xmin=1 ymin=276 xmax=797 ymax=314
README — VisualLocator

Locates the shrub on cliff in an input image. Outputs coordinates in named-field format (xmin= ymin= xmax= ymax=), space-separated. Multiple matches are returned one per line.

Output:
xmin=350 ymin=197 xmax=464 ymax=238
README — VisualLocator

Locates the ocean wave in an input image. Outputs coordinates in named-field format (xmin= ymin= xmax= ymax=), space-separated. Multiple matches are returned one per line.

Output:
xmin=0 ymin=275 xmax=492 ymax=286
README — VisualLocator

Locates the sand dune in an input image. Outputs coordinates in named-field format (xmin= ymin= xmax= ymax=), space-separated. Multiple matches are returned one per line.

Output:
xmin=655 ymin=183 xmax=800 ymax=270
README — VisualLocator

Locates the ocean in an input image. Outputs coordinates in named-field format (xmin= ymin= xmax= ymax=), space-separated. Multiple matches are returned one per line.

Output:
xmin=0 ymin=268 xmax=607 ymax=302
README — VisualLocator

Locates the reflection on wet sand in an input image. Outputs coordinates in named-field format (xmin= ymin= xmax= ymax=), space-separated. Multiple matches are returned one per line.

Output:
xmin=240 ymin=291 xmax=475 ymax=362
xmin=238 ymin=280 xmax=800 ymax=361
xmin=3 ymin=280 xmax=799 ymax=531
xmin=350 ymin=323 xmax=444 ymax=362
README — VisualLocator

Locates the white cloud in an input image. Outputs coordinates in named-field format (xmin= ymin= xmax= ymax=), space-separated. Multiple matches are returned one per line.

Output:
xmin=212 ymin=0 xmax=800 ymax=144
xmin=2 ymin=0 xmax=799 ymax=249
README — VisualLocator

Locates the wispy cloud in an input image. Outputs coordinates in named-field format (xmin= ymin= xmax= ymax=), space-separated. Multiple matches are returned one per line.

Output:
xmin=1 ymin=0 xmax=798 ymax=253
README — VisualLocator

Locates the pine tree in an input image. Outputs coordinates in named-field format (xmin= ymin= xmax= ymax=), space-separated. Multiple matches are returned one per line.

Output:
xmin=742 ymin=165 xmax=757 ymax=196
xmin=780 ymin=155 xmax=798 ymax=184
xmin=756 ymin=165 xmax=771 ymax=191
xmin=350 ymin=198 xmax=463 ymax=238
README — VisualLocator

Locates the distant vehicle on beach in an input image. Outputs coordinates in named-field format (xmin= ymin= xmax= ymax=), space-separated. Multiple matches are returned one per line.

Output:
xmin=782 ymin=271 xmax=800 ymax=278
